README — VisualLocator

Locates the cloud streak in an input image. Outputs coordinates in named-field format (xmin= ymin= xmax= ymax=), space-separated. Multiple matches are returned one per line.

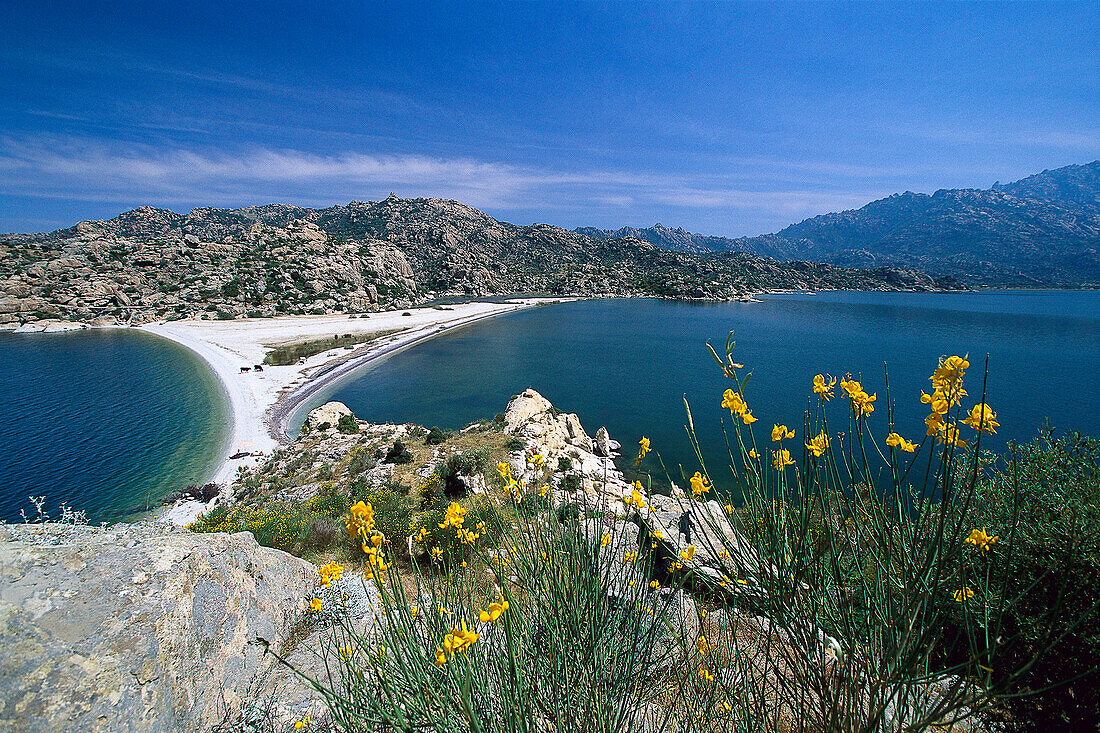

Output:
xmin=0 ymin=136 xmax=885 ymax=234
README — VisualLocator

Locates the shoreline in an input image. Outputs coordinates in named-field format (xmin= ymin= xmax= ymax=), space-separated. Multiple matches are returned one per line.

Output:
xmin=140 ymin=299 xmax=565 ymax=524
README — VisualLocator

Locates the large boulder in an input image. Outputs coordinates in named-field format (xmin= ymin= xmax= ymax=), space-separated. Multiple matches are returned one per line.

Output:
xmin=303 ymin=401 xmax=354 ymax=432
xmin=0 ymin=523 xmax=315 ymax=732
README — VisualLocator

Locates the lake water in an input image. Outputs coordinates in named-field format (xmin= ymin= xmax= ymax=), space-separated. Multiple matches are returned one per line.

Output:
xmin=300 ymin=291 xmax=1100 ymax=490
xmin=0 ymin=329 xmax=229 ymax=523
xmin=2 ymin=292 xmax=1096 ymax=522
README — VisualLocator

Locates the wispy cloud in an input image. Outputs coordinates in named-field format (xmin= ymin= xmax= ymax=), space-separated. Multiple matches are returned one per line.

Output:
xmin=0 ymin=136 xmax=885 ymax=233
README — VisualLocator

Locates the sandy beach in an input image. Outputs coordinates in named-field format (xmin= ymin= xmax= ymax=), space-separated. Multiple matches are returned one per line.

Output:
xmin=144 ymin=299 xmax=562 ymax=523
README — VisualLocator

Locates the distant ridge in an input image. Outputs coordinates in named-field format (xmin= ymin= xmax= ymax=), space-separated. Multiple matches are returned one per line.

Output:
xmin=580 ymin=161 xmax=1100 ymax=287
xmin=0 ymin=196 xmax=944 ymax=327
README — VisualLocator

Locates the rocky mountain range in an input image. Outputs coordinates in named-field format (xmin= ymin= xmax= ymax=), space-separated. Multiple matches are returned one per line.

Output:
xmin=0 ymin=196 xmax=945 ymax=327
xmin=580 ymin=161 xmax=1100 ymax=287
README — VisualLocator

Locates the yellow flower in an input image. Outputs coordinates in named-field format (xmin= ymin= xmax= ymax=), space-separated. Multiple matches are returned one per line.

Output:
xmin=439 ymin=502 xmax=466 ymax=530
xmin=953 ymin=587 xmax=975 ymax=602
xmin=680 ymin=545 xmax=696 ymax=562
xmin=528 ymin=453 xmax=545 ymax=469
xmin=771 ymin=424 xmax=795 ymax=442
xmin=812 ymin=374 xmax=836 ymax=400
xmin=804 ymin=430 xmax=829 ymax=457
xmin=636 ymin=436 xmax=651 ymax=462
xmin=294 ymin=716 xmax=311 ymax=730
xmin=772 ymin=449 xmax=795 ymax=470
xmin=414 ymin=527 xmax=430 ymax=544
xmin=309 ymin=598 xmax=322 ymax=613
xmin=442 ymin=619 xmax=480 ymax=658
xmin=962 ymin=403 xmax=1000 ymax=434
xmin=699 ymin=668 xmax=715 ymax=682
xmin=886 ymin=432 xmax=917 ymax=453
xmin=697 ymin=636 xmax=710 ymax=655
xmin=623 ymin=550 xmax=638 ymax=564
xmin=748 ymin=449 xmax=759 ymax=460
xmin=434 ymin=646 xmax=448 ymax=666
xmin=430 ymin=546 xmax=444 ymax=563
xmin=649 ymin=580 xmax=660 ymax=589
xmin=623 ymin=487 xmax=647 ymax=511
xmin=600 ymin=533 xmax=610 ymax=548
xmin=840 ymin=376 xmax=877 ymax=417
xmin=345 ymin=501 xmax=375 ymax=540
xmin=478 ymin=595 xmax=509 ymax=623
xmin=409 ymin=605 xmax=420 ymax=620
xmin=689 ymin=471 xmax=711 ymax=497
xmin=722 ymin=389 xmax=758 ymax=424
xmin=724 ymin=504 xmax=733 ymax=515
xmin=965 ymin=527 xmax=998 ymax=553
xmin=317 ymin=561 xmax=343 ymax=588
xmin=939 ymin=422 xmax=968 ymax=449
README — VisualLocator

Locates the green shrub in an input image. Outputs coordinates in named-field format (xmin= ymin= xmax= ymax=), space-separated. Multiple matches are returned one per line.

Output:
xmin=424 ymin=426 xmax=448 ymax=445
xmin=505 ymin=438 xmax=526 ymax=451
xmin=557 ymin=456 xmax=573 ymax=472
xmin=560 ymin=473 xmax=582 ymax=493
xmin=345 ymin=446 xmax=377 ymax=477
xmin=384 ymin=440 xmax=413 ymax=464
xmin=338 ymin=414 xmax=360 ymax=434
xmin=967 ymin=430 xmax=1100 ymax=729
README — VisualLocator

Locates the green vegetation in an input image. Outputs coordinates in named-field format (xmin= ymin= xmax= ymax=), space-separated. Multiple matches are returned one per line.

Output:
xmin=262 ymin=328 xmax=405 ymax=366
xmin=425 ymin=426 xmax=449 ymax=445
xmin=252 ymin=340 xmax=1096 ymax=732
xmin=968 ymin=430 xmax=1100 ymax=729
xmin=337 ymin=414 xmax=359 ymax=434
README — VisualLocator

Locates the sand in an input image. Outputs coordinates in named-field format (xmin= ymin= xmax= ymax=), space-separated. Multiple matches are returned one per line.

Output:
xmin=143 ymin=299 xmax=562 ymax=524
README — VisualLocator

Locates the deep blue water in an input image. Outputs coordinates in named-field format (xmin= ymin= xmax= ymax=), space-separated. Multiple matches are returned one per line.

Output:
xmin=0 ymin=329 xmax=229 ymax=523
xmin=299 ymin=291 xmax=1100 ymax=489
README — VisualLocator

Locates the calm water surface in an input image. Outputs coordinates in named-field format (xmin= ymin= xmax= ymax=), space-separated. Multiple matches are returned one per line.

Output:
xmin=0 ymin=329 xmax=229 ymax=522
xmin=301 ymin=291 xmax=1100 ymax=490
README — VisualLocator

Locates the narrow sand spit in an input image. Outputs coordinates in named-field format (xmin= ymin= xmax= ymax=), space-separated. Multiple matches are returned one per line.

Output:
xmin=144 ymin=299 xmax=563 ymax=524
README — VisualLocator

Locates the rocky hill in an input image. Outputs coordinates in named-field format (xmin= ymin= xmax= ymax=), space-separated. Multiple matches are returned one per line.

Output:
xmin=579 ymin=161 xmax=1100 ymax=287
xmin=0 ymin=196 xmax=945 ymax=327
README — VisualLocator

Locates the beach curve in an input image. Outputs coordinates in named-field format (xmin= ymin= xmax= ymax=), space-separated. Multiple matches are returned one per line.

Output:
xmin=142 ymin=299 xmax=563 ymax=524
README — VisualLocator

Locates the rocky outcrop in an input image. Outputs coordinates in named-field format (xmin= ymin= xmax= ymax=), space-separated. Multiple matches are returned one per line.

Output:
xmin=302 ymin=401 xmax=354 ymax=433
xmin=0 ymin=522 xmax=315 ymax=732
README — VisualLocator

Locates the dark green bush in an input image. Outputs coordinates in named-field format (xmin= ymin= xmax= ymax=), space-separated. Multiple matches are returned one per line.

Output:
xmin=384 ymin=440 xmax=413 ymax=464
xmin=560 ymin=473 xmax=582 ymax=493
xmin=557 ymin=456 xmax=573 ymax=472
xmin=970 ymin=430 xmax=1100 ymax=730
xmin=424 ymin=426 xmax=448 ymax=445
xmin=337 ymin=414 xmax=359 ymax=434
xmin=505 ymin=438 xmax=526 ymax=451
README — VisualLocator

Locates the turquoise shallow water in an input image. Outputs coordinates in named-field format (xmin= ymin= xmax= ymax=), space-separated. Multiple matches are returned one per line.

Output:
xmin=0 ymin=329 xmax=229 ymax=523
xmin=301 ymin=291 xmax=1100 ymax=489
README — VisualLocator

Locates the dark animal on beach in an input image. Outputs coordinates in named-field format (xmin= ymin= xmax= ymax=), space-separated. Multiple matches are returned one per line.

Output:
xmin=240 ymin=366 xmax=251 ymax=373
xmin=253 ymin=365 xmax=263 ymax=372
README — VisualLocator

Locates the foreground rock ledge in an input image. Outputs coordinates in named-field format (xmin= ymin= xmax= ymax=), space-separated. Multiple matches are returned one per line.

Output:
xmin=0 ymin=523 xmax=314 ymax=732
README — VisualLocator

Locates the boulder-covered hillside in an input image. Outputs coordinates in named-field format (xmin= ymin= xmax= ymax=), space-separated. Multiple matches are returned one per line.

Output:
xmin=0 ymin=196 xmax=946 ymax=326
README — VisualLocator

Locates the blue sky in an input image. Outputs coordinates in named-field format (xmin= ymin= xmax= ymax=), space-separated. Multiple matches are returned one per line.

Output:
xmin=1 ymin=1 xmax=1096 ymax=235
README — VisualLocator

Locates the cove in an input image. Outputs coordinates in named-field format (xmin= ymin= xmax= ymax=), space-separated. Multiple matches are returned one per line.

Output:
xmin=0 ymin=328 xmax=230 ymax=522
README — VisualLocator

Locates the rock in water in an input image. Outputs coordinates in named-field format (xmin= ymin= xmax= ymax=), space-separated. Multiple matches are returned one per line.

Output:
xmin=0 ymin=523 xmax=315 ymax=732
